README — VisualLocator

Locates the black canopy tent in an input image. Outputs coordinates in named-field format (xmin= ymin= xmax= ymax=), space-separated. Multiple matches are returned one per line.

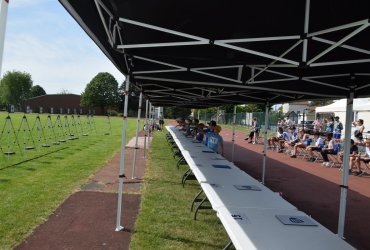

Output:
xmin=59 ymin=0 xmax=370 ymax=240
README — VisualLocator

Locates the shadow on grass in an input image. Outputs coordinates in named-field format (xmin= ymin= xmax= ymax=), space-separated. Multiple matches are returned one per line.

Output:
xmin=0 ymin=178 xmax=10 ymax=183
xmin=0 ymin=147 xmax=68 ymax=171
xmin=135 ymin=229 xmax=225 ymax=249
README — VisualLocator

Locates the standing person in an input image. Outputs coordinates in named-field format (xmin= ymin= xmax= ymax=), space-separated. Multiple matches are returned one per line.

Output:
xmin=334 ymin=116 xmax=343 ymax=139
xmin=252 ymin=117 xmax=260 ymax=144
xmin=325 ymin=117 xmax=334 ymax=136
xmin=313 ymin=115 xmax=323 ymax=133
xmin=158 ymin=112 xmax=164 ymax=130
xmin=285 ymin=116 xmax=293 ymax=129
xmin=245 ymin=118 xmax=255 ymax=143
xmin=207 ymin=125 xmax=224 ymax=155
xmin=352 ymin=119 xmax=365 ymax=143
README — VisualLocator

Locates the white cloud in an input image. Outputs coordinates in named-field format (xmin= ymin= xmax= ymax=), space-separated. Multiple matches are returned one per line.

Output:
xmin=2 ymin=0 xmax=125 ymax=95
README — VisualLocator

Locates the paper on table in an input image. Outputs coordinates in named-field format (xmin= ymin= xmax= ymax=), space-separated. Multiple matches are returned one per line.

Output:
xmin=211 ymin=157 xmax=225 ymax=160
xmin=234 ymin=185 xmax=261 ymax=191
xmin=212 ymin=164 xmax=231 ymax=169
xmin=275 ymin=215 xmax=318 ymax=226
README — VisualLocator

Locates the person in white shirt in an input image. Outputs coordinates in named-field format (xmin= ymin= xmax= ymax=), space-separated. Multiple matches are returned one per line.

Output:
xmin=353 ymin=139 xmax=370 ymax=176
xmin=306 ymin=132 xmax=325 ymax=162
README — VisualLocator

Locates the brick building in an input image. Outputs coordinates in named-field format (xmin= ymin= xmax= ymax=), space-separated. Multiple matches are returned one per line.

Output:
xmin=23 ymin=94 xmax=104 ymax=115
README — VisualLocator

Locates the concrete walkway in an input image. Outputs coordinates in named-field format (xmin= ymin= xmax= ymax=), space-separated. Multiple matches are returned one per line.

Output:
xmin=16 ymin=131 xmax=150 ymax=250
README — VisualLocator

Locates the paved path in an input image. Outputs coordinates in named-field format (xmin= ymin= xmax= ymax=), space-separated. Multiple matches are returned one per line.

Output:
xmin=16 ymin=131 xmax=150 ymax=250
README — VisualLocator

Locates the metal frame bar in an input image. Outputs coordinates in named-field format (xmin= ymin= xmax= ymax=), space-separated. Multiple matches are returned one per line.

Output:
xmin=133 ymin=55 xmax=186 ymax=70
xmin=133 ymin=69 xmax=187 ymax=75
xmin=301 ymin=78 xmax=349 ymax=91
xmin=308 ymin=19 xmax=369 ymax=38
xmin=137 ymin=76 xmax=344 ymax=98
xmin=118 ymin=41 xmax=208 ymax=49
xmin=214 ymin=41 xmax=300 ymax=66
xmin=312 ymin=37 xmax=370 ymax=56
xmin=119 ymin=17 xmax=208 ymax=42
xmin=311 ymin=58 xmax=370 ymax=67
xmin=302 ymin=0 xmax=310 ymax=63
xmin=307 ymin=23 xmax=370 ymax=65
xmin=216 ymin=35 xmax=300 ymax=43
xmin=245 ymin=40 xmax=303 ymax=83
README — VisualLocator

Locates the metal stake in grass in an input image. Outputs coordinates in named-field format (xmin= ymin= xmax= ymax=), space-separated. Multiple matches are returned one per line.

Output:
xmin=17 ymin=115 xmax=36 ymax=153
xmin=0 ymin=115 xmax=21 ymax=158
xmin=78 ymin=114 xmax=88 ymax=136
xmin=70 ymin=115 xmax=79 ymax=139
xmin=45 ymin=114 xmax=60 ymax=145
xmin=104 ymin=114 xmax=112 ymax=135
xmin=55 ymin=115 xmax=67 ymax=143
xmin=64 ymin=115 xmax=74 ymax=140
xmin=32 ymin=115 xmax=50 ymax=148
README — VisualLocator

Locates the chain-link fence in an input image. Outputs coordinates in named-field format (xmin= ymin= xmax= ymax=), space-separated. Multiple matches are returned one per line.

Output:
xmin=195 ymin=112 xmax=282 ymax=131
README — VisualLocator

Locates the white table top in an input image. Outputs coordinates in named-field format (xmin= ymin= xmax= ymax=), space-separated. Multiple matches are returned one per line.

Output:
xmin=217 ymin=207 xmax=354 ymax=250
xmin=201 ymin=182 xmax=296 ymax=210
xmin=166 ymin=126 xmax=354 ymax=250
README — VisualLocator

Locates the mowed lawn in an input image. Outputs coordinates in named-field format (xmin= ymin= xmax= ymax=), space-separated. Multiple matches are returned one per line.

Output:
xmin=130 ymin=130 xmax=229 ymax=250
xmin=0 ymin=112 xmax=136 ymax=249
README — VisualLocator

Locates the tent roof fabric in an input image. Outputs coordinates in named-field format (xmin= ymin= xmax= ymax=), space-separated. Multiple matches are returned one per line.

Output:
xmin=59 ymin=0 xmax=370 ymax=107
xmin=316 ymin=98 xmax=370 ymax=112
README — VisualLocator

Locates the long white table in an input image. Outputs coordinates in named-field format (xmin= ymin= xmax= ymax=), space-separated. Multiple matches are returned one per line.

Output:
xmin=166 ymin=126 xmax=354 ymax=250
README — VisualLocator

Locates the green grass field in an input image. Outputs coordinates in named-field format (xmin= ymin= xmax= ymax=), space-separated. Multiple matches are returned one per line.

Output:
xmin=0 ymin=112 xmax=136 ymax=249
xmin=130 ymin=130 xmax=229 ymax=250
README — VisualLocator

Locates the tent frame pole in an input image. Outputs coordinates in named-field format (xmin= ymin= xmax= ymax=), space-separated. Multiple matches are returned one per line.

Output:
xmin=115 ymin=76 xmax=130 ymax=231
xmin=231 ymin=105 xmax=237 ymax=162
xmin=337 ymin=90 xmax=354 ymax=238
xmin=143 ymin=99 xmax=149 ymax=158
xmin=132 ymin=92 xmax=143 ymax=179
xmin=262 ymin=101 xmax=269 ymax=185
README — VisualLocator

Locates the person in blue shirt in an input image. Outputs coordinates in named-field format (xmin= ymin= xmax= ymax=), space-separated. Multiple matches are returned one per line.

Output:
xmin=204 ymin=120 xmax=216 ymax=146
xmin=290 ymin=133 xmax=312 ymax=158
xmin=194 ymin=123 xmax=205 ymax=142
xmin=207 ymin=125 xmax=224 ymax=155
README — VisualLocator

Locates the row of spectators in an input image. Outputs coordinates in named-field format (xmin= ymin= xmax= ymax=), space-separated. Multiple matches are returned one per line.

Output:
xmin=266 ymin=125 xmax=370 ymax=176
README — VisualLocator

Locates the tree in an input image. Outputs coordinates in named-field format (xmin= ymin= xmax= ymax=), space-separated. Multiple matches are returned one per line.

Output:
xmin=0 ymin=70 xmax=33 ymax=109
xmin=81 ymin=72 xmax=119 ymax=113
xmin=308 ymin=100 xmax=334 ymax=107
xmin=58 ymin=89 xmax=72 ymax=95
xmin=29 ymin=85 xmax=46 ymax=98
xmin=164 ymin=106 xmax=191 ymax=119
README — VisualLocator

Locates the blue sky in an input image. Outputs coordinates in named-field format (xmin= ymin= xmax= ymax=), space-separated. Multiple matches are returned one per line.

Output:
xmin=2 ymin=0 xmax=125 ymax=95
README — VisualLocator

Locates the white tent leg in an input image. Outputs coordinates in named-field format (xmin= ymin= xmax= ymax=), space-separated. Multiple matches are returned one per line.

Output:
xmin=148 ymin=103 xmax=152 ymax=147
xmin=0 ymin=0 xmax=9 ymax=76
xmin=231 ymin=105 xmax=237 ymax=162
xmin=262 ymin=102 xmax=269 ymax=185
xmin=115 ymin=76 xmax=130 ymax=231
xmin=143 ymin=99 xmax=149 ymax=158
xmin=337 ymin=90 xmax=354 ymax=238
xmin=132 ymin=92 xmax=143 ymax=179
